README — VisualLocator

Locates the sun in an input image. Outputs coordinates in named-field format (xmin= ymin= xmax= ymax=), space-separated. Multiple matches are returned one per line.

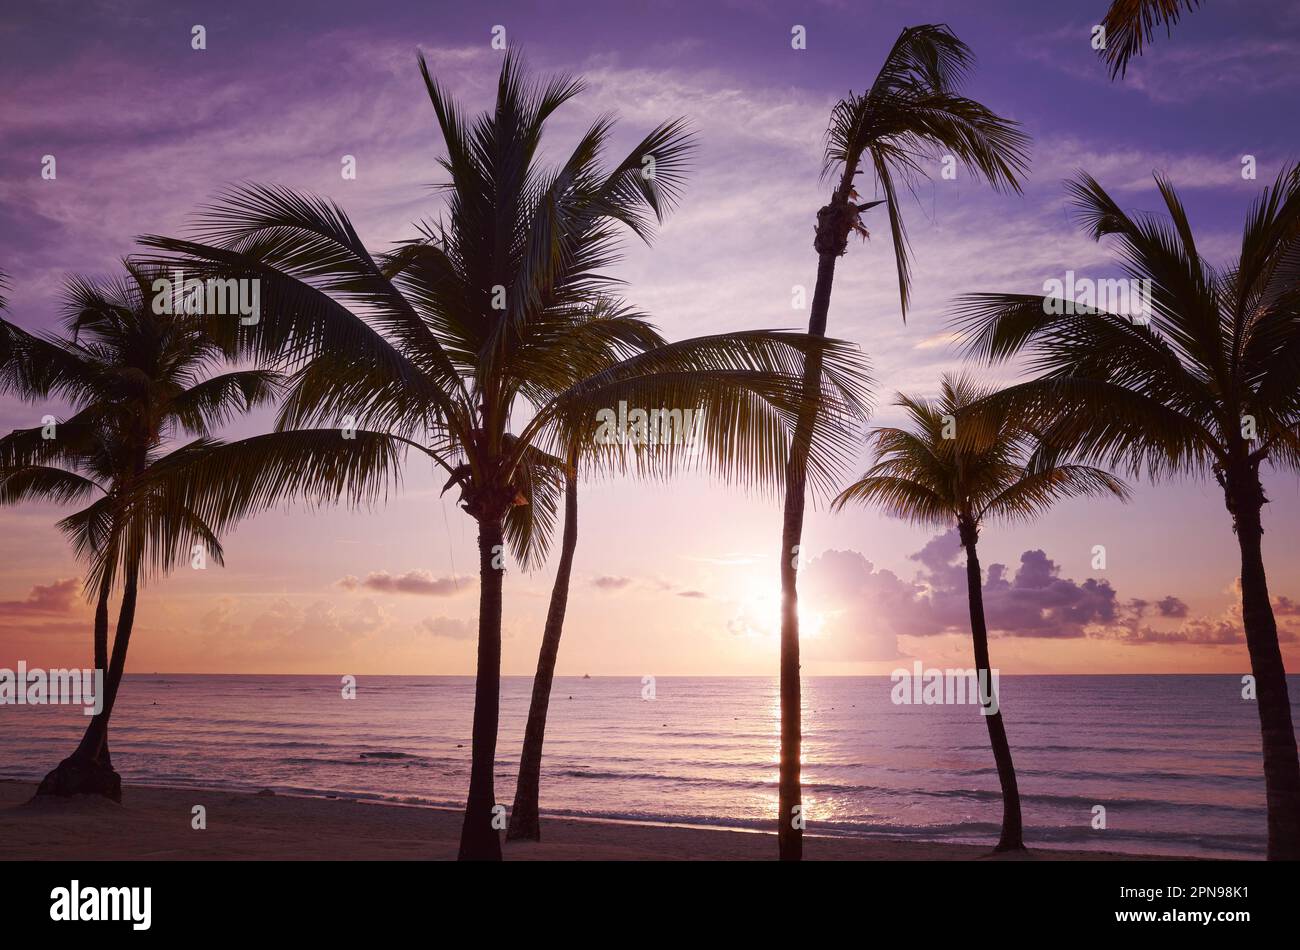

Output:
xmin=732 ymin=584 xmax=826 ymax=643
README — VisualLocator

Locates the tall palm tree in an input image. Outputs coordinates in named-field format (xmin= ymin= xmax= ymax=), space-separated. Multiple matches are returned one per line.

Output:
xmin=777 ymin=23 xmax=1030 ymax=860
xmin=1100 ymin=0 xmax=1202 ymax=78
xmin=832 ymin=375 xmax=1128 ymax=851
xmin=956 ymin=164 xmax=1300 ymax=859
xmin=141 ymin=52 xmax=869 ymax=860
xmin=0 ymin=265 xmax=280 ymax=798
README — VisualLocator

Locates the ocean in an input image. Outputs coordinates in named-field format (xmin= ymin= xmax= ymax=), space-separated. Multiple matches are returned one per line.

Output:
xmin=0 ymin=673 xmax=1288 ymax=859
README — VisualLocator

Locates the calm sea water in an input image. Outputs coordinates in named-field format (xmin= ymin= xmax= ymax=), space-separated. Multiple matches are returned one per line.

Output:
xmin=1 ymin=674 xmax=1290 ymax=859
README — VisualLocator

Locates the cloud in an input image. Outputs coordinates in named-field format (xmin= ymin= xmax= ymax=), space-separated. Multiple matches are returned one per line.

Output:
xmin=980 ymin=548 xmax=1120 ymax=637
xmin=1098 ymin=595 xmax=1300 ymax=647
xmin=1157 ymin=596 xmax=1190 ymax=618
xmin=0 ymin=578 xmax=80 ymax=615
xmin=882 ymin=531 xmax=1121 ymax=640
xmin=1032 ymin=138 xmax=1266 ymax=193
xmin=419 ymin=616 xmax=476 ymax=640
xmin=1015 ymin=19 xmax=1300 ymax=106
xmin=590 ymin=574 xmax=710 ymax=599
xmin=1120 ymin=38 xmax=1300 ymax=104
xmin=1274 ymin=596 xmax=1300 ymax=616
xmin=1107 ymin=619 xmax=1245 ymax=645
xmin=195 ymin=596 xmax=391 ymax=666
xmin=797 ymin=549 xmax=915 ymax=662
xmin=795 ymin=531 xmax=1260 ymax=659
xmin=337 ymin=570 xmax=467 ymax=596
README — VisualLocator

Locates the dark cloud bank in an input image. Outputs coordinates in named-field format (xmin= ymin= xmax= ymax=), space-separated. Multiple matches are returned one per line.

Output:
xmin=802 ymin=530 xmax=1295 ymax=657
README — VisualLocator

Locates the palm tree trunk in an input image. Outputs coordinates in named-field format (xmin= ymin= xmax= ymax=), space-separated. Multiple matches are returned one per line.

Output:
xmin=778 ymin=464 xmax=808 ymax=862
xmin=35 ymin=555 xmax=141 ymax=801
xmin=92 ymin=570 xmax=113 ymax=770
xmin=778 ymin=185 xmax=855 ymax=861
xmin=1229 ymin=475 xmax=1300 ymax=860
xmin=961 ymin=529 xmax=1025 ymax=851
xmin=507 ymin=467 xmax=579 ymax=842
xmin=458 ymin=514 xmax=506 ymax=861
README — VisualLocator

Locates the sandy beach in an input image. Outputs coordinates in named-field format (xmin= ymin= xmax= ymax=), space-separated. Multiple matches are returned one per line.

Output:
xmin=0 ymin=780 xmax=1177 ymax=861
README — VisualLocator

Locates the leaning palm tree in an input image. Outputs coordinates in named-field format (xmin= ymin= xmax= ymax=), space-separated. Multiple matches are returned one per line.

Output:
xmin=0 ymin=264 xmax=280 ymax=798
xmin=503 ymin=311 xmax=858 ymax=843
xmin=141 ymin=51 xmax=868 ymax=860
xmin=0 ymin=271 xmax=129 ymax=707
xmin=1100 ymin=0 xmax=1202 ymax=78
xmin=956 ymin=164 xmax=1300 ymax=860
xmin=504 ymin=438 xmax=580 ymax=843
xmin=833 ymin=375 xmax=1128 ymax=851
xmin=776 ymin=23 xmax=1029 ymax=860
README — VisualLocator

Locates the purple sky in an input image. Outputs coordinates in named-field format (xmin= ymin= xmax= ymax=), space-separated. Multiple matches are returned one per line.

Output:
xmin=2 ymin=0 xmax=1299 ymax=675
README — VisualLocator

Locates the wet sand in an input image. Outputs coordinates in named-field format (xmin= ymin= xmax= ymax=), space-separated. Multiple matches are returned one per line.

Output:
xmin=0 ymin=780 xmax=1177 ymax=861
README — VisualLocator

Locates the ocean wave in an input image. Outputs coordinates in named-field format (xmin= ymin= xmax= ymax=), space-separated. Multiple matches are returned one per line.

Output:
xmin=358 ymin=751 xmax=421 ymax=760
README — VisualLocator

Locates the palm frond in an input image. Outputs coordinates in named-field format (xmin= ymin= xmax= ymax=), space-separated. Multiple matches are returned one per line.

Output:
xmin=1100 ymin=0 xmax=1202 ymax=79
xmin=0 ymin=465 xmax=106 ymax=505
xmin=168 ymin=369 xmax=284 ymax=436
xmin=144 ymin=430 xmax=406 ymax=537
xmin=527 ymin=331 xmax=871 ymax=497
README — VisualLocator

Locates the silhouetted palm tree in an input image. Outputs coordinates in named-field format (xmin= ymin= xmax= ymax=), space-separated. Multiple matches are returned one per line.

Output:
xmin=505 ymin=439 xmax=580 ymax=843
xmin=0 ymin=265 xmax=280 ymax=798
xmin=956 ymin=164 xmax=1300 ymax=859
xmin=777 ymin=23 xmax=1029 ymax=860
xmin=1100 ymin=0 xmax=1202 ymax=78
xmin=142 ymin=52 xmax=869 ymax=860
xmin=833 ymin=374 xmax=1127 ymax=851
xmin=504 ymin=307 xmax=865 ymax=842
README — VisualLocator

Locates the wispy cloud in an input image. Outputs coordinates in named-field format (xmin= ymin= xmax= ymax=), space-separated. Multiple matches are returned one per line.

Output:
xmin=1015 ymin=14 xmax=1300 ymax=106
xmin=0 ymin=578 xmax=80 ymax=615
xmin=420 ymin=615 xmax=476 ymax=639
xmin=338 ymin=570 xmax=469 ymax=596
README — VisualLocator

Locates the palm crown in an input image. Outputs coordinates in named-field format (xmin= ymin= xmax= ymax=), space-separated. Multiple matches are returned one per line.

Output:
xmin=955 ymin=165 xmax=1300 ymax=490
xmin=0 ymin=265 xmax=281 ymax=592
xmin=820 ymin=24 xmax=1031 ymax=315
xmin=833 ymin=374 xmax=1128 ymax=540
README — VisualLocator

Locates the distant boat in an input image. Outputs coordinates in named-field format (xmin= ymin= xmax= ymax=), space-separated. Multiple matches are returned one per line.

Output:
xmin=582 ymin=674 xmax=591 ymax=679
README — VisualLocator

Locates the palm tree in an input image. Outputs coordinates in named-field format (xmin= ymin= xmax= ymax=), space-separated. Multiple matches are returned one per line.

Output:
xmin=1100 ymin=1 xmax=1202 ymax=78
xmin=955 ymin=164 xmax=1300 ymax=859
xmin=0 ymin=265 xmax=280 ymax=798
xmin=503 ymin=310 xmax=860 ymax=842
xmin=141 ymin=52 xmax=869 ymax=860
xmin=505 ymin=440 xmax=579 ymax=843
xmin=777 ymin=23 xmax=1029 ymax=860
xmin=832 ymin=375 xmax=1127 ymax=851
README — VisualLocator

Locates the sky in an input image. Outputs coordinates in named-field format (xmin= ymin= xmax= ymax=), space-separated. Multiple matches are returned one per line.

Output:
xmin=1 ymin=0 xmax=1299 ymax=676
